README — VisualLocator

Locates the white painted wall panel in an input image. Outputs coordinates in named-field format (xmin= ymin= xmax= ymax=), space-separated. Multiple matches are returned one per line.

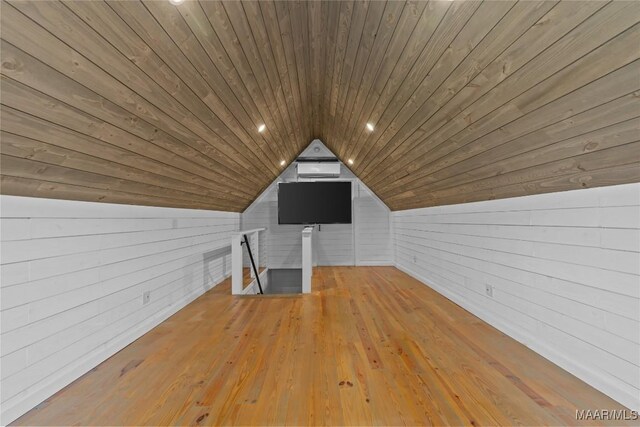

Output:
xmin=315 ymin=224 xmax=353 ymax=266
xmin=393 ymin=183 xmax=640 ymax=410
xmin=0 ymin=195 xmax=239 ymax=424
xmin=242 ymin=140 xmax=391 ymax=269
xmin=354 ymin=183 xmax=391 ymax=266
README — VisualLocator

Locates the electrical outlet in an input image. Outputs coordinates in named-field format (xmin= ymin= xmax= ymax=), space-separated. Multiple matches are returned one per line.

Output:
xmin=485 ymin=284 xmax=493 ymax=298
xmin=143 ymin=291 xmax=151 ymax=304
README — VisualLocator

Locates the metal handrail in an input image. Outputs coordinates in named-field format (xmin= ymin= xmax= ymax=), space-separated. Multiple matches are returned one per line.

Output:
xmin=242 ymin=234 xmax=263 ymax=294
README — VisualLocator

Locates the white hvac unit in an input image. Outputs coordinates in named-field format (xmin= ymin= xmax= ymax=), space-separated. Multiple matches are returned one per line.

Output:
xmin=296 ymin=160 xmax=341 ymax=178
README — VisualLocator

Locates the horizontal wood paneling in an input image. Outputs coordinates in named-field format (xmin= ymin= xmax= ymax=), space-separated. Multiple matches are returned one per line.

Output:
xmin=1 ymin=0 xmax=637 ymax=211
xmin=0 ymin=195 xmax=239 ymax=424
xmin=393 ymin=183 xmax=640 ymax=410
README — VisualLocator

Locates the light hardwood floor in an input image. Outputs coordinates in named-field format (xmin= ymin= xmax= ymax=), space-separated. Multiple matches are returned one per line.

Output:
xmin=13 ymin=267 xmax=632 ymax=426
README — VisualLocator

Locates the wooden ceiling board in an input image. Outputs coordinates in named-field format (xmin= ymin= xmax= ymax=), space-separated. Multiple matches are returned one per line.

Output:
xmin=336 ymin=0 xmax=417 ymax=160
xmin=369 ymin=4 xmax=638 ymax=189
xmin=0 ymin=42 xmax=254 ymax=194
xmin=359 ymin=0 xmax=560 ymax=184
xmin=340 ymin=0 xmax=449 ymax=162
xmin=8 ymin=1 xmax=268 ymax=183
xmin=367 ymin=0 xmax=608 ymax=191
xmin=1 ymin=0 xmax=638 ymax=212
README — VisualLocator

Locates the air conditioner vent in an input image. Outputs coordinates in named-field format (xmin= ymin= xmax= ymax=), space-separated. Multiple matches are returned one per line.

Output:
xmin=297 ymin=162 xmax=341 ymax=178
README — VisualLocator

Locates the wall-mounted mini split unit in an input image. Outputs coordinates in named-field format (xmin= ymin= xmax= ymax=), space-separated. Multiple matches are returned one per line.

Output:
xmin=296 ymin=157 xmax=341 ymax=178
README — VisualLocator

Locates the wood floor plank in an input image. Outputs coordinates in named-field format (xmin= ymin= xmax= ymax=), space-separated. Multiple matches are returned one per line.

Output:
xmin=11 ymin=267 xmax=634 ymax=426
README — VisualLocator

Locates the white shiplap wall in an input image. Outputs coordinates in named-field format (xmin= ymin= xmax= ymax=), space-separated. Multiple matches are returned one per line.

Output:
xmin=241 ymin=159 xmax=304 ymax=269
xmin=392 ymin=183 xmax=640 ymax=410
xmin=242 ymin=140 xmax=391 ymax=269
xmin=355 ymin=189 xmax=391 ymax=266
xmin=0 ymin=196 xmax=239 ymax=424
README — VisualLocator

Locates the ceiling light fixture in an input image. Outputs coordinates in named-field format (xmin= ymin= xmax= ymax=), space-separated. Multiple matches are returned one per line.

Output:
xmin=366 ymin=122 xmax=374 ymax=131
xmin=347 ymin=159 xmax=354 ymax=165
xmin=280 ymin=160 xmax=286 ymax=166
xmin=258 ymin=124 xmax=266 ymax=133
xmin=169 ymin=0 xmax=184 ymax=5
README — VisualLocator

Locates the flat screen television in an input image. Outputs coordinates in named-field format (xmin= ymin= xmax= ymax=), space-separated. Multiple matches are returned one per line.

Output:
xmin=278 ymin=181 xmax=352 ymax=225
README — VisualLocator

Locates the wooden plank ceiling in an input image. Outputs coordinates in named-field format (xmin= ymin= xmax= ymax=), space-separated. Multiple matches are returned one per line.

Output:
xmin=1 ymin=0 xmax=639 ymax=212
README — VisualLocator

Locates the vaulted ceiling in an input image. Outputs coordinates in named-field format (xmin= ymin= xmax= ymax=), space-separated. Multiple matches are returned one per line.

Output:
xmin=1 ymin=0 xmax=639 ymax=212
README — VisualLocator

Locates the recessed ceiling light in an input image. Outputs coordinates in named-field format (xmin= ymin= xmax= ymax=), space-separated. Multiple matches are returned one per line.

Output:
xmin=347 ymin=159 xmax=354 ymax=165
xmin=366 ymin=123 xmax=374 ymax=131
xmin=169 ymin=0 xmax=184 ymax=5
xmin=258 ymin=124 xmax=266 ymax=133
xmin=280 ymin=160 xmax=286 ymax=166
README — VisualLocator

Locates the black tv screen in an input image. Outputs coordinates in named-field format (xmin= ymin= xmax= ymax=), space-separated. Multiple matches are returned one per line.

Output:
xmin=278 ymin=182 xmax=352 ymax=224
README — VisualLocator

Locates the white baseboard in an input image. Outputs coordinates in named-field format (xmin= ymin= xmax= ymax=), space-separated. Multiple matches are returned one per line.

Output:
xmin=355 ymin=260 xmax=393 ymax=266
xmin=394 ymin=262 xmax=639 ymax=411
xmin=1 ymin=273 xmax=229 ymax=425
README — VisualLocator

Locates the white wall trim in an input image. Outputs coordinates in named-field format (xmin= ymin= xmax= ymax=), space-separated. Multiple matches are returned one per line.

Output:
xmin=356 ymin=260 xmax=394 ymax=266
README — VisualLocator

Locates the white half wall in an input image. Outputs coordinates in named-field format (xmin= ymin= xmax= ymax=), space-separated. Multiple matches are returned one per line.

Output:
xmin=393 ymin=183 xmax=640 ymax=410
xmin=0 ymin=195 xmax=239 ymax=424
xmin=242 ymin=140 xmax=391 ymax=268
